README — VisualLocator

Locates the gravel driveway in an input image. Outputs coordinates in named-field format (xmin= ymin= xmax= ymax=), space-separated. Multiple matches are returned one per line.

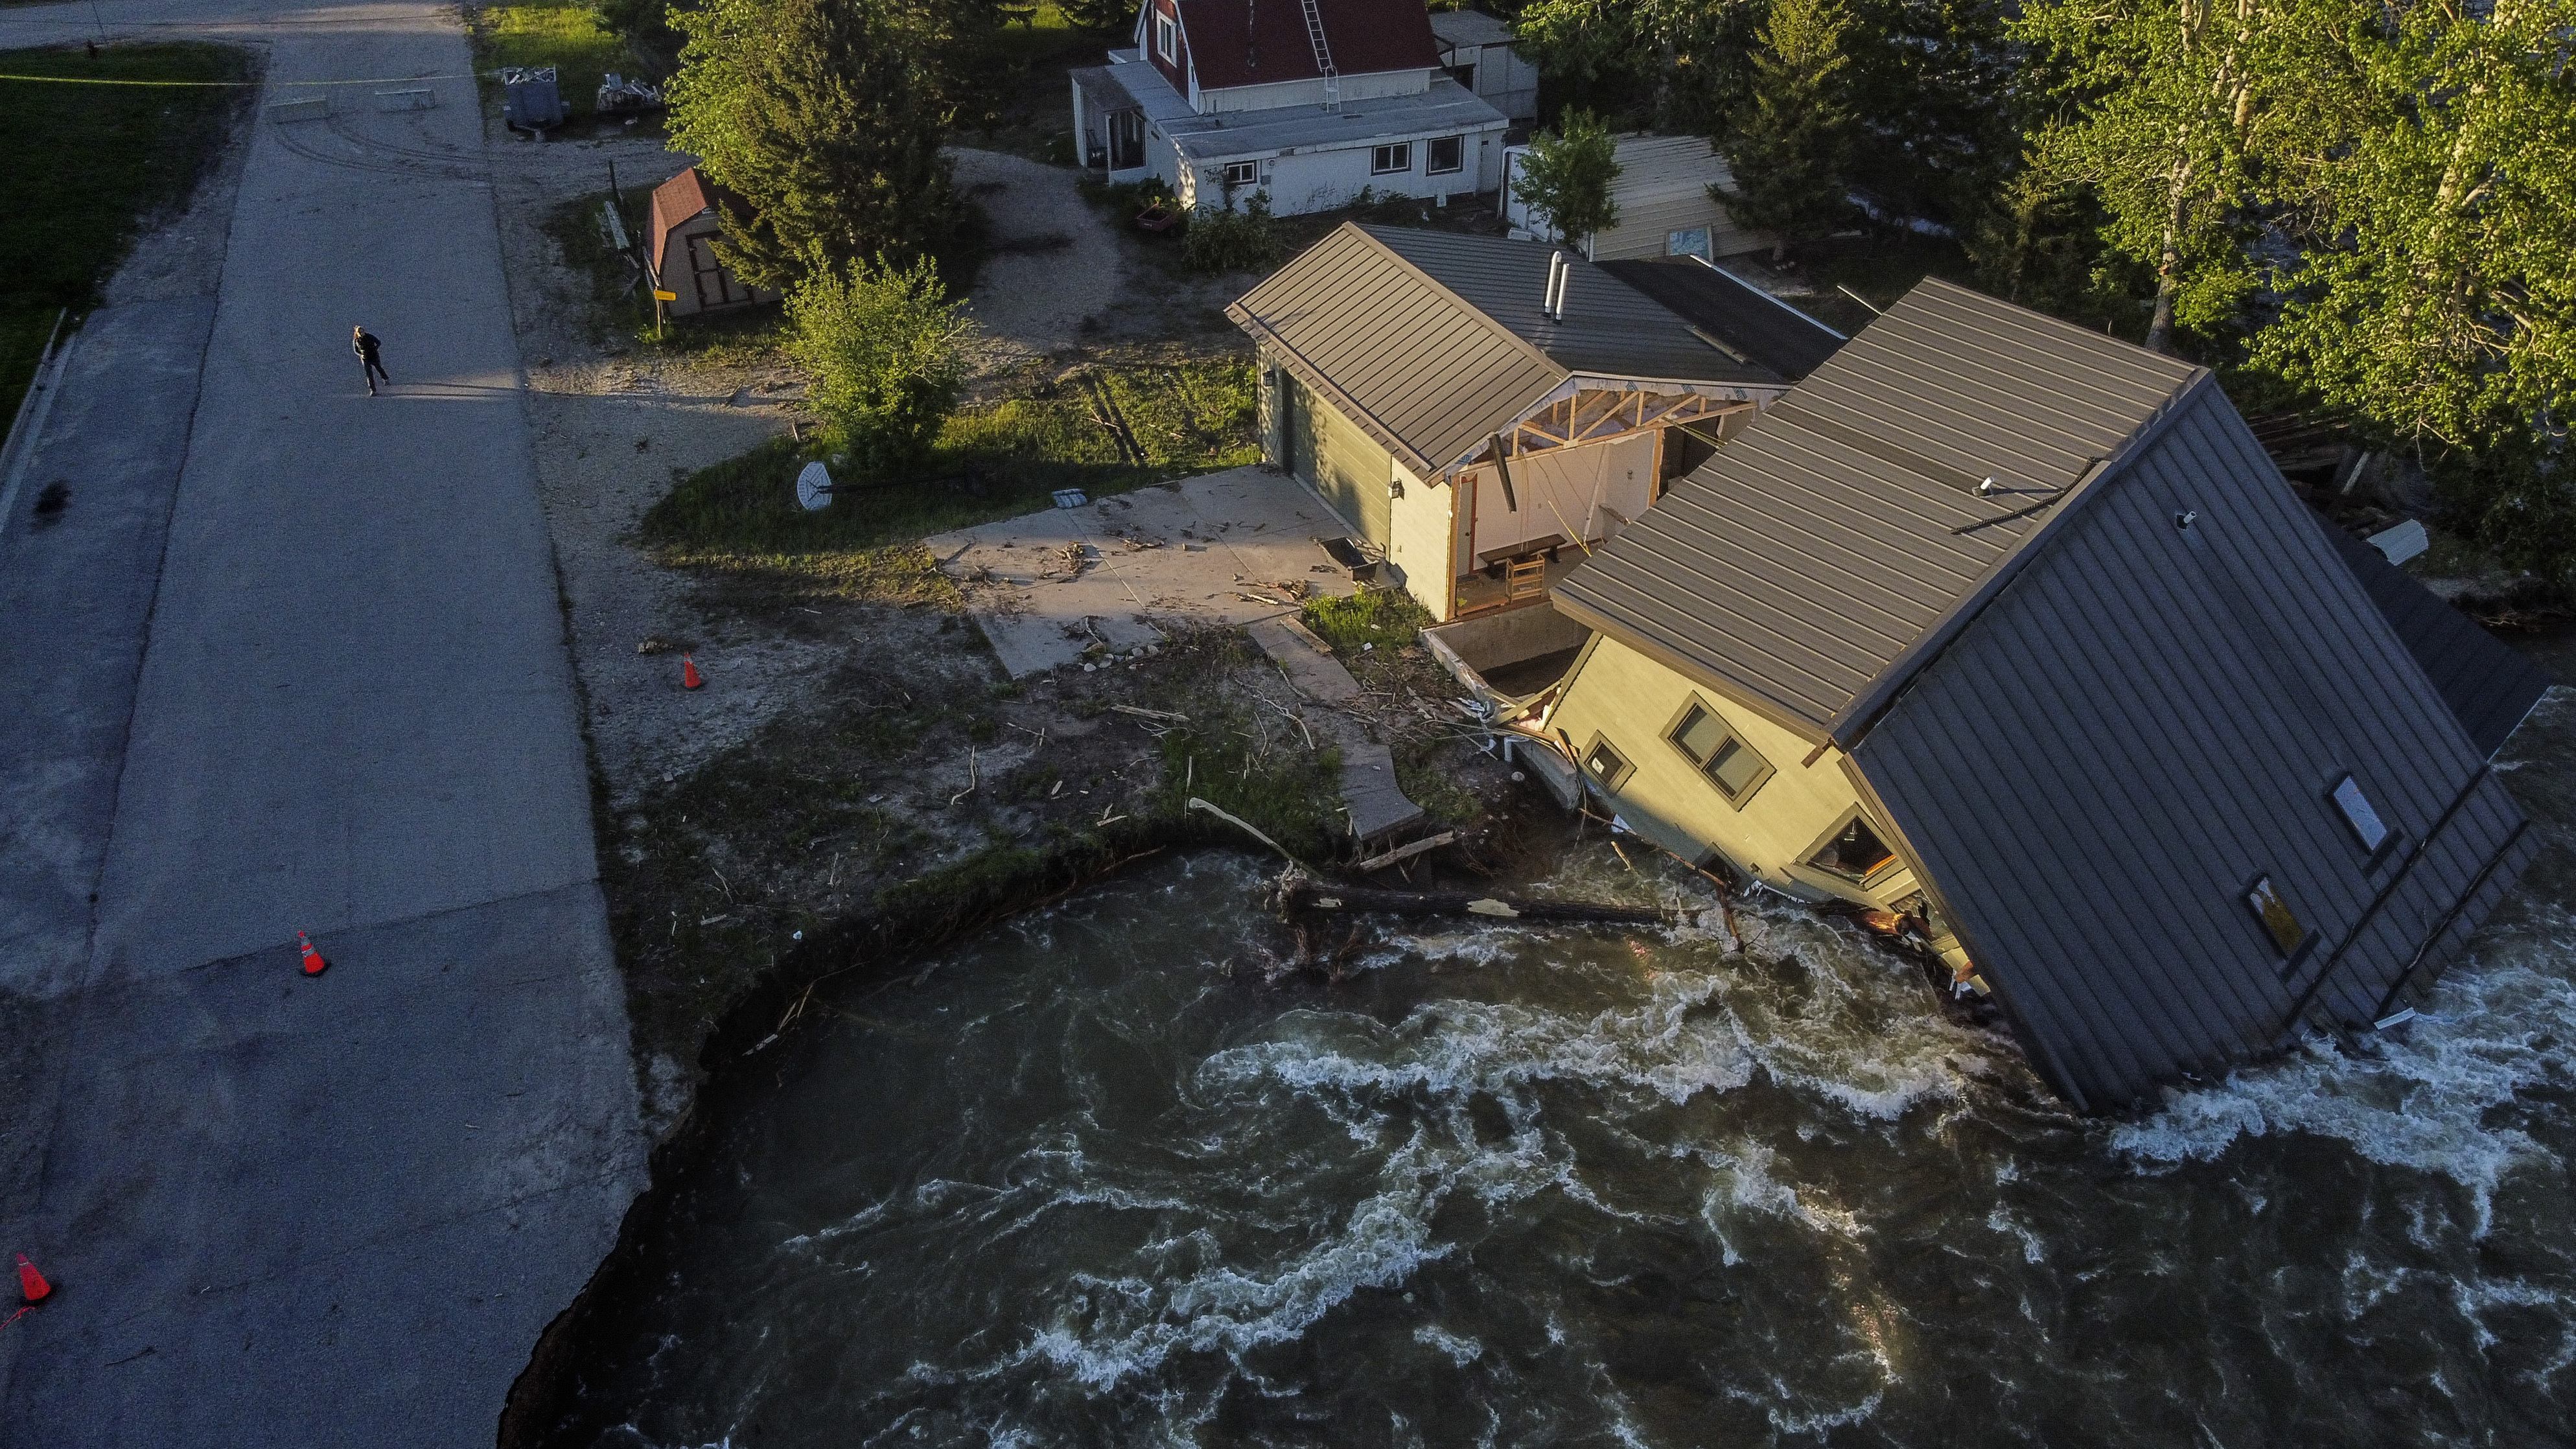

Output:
xmin=949 ymin=146 xmax=1127 ymax=362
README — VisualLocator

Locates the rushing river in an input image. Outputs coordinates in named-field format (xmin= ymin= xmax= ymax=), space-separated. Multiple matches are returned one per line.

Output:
xmin=564 ymin=697 xmax=2576 ymax=1449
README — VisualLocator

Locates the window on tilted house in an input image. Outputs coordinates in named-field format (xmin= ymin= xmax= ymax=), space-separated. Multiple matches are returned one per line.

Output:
xmin=1428 ymin=135 xmax=1464 ymax=175
xmin=1583 ymin=736 xmax=1631 ymax=790
xmin=1371 ymin=143 xmax=1411 ymax=174
xmin=2246 ymin=875 xmax=2307 ymax=956
xmin=1808 ymin=813 xmax=1897 ymax=883
xmin=1154 ymin=10 xmax=1176 ymax=62
xmin=1667 ymin=701 xmax=1772 ymax=807
xmin=2332 ymin=774 xmax=2391 ymax=853
xmin=1222 ymin=159 xmax=1259 ymax=187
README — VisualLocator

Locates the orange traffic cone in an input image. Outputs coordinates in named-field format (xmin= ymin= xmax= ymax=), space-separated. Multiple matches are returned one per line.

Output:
xmin=17 ymin=1253 xmax=49 ymax=1304
xmin=297 ymin=931 xmax=328 ymax=977
xmin=682 ymin=655 xmax=703 ymax=690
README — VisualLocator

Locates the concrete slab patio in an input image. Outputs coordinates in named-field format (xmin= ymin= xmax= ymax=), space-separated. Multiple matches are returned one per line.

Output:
xmin=931 ymin=464 xmax=1362 ymax=677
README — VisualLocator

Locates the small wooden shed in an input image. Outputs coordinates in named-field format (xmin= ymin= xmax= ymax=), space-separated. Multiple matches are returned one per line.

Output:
xmin=647 ymin=167 xmax=776 ymax=319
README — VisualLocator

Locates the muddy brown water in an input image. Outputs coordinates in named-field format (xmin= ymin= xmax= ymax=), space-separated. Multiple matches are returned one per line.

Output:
xmin=551 ymin=688 xmax=2576 ymax=1448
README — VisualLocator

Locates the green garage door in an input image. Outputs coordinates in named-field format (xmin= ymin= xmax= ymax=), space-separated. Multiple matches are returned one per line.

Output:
xmin=1289 ymin=376 xmax=1392 ymax=545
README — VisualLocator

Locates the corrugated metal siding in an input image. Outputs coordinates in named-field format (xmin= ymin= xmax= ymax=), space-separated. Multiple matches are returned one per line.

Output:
xmin=1555 ymin=279 xmax=2199 ymax=734
xmin=1854 ymin=388 xmax=2532 ymax=1109
xmin=2312 ymin=517 xmax=2553 ymax=756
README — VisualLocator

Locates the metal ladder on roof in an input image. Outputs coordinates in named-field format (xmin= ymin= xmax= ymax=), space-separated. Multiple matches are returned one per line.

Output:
xmin=1297 ymin=0 xmax=1339 ymax=110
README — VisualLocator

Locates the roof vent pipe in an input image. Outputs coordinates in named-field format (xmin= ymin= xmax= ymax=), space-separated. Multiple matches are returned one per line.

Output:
xmin=1544 ymin=250 xmax=1566 ymax=320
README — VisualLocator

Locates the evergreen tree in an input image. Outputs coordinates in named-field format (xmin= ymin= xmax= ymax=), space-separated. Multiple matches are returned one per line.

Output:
xmin=1712 ymin=0 xmax=1861 ymax=259
xmin=1055 ymin=0 xmax=1138 ymax=33
xmin=667 ymin=0 xmax=963 ymax=292
xmin=1511 ymin=108 xmax=1622 ymax=253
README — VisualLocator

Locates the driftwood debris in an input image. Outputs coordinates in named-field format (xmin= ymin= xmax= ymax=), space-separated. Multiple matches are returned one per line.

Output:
xmin=1269 ymin=870 xmax=1667 ymax=926
xmin=1110 ymin=703 xmax=1190 ymax=723
xmin=1352 ymin=831 xmax=1456 ymax=874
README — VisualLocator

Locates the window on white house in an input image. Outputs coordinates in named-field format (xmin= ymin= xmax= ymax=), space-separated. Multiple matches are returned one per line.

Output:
xmin=1371 ymin=143 xmax=1411 ymax=174
xmin=1428 ymin=135 xmax=1464 ymax=175
xmin=1222 ymin=159 xmax=1259 ymax=187
xmin=1154 ymin=10 xmax=1176 ymax=62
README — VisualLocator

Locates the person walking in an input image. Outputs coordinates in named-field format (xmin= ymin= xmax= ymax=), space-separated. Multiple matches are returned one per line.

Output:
xmin=353 ymin=325 xmax=390 ymax=395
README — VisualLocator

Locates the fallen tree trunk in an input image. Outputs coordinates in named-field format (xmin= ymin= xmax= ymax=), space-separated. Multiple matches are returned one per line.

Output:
xmin=1270 ymin=870 xmax=1667 ymax=926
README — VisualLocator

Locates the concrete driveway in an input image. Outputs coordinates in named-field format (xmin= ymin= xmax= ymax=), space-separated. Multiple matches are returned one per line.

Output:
xmin=931 ymin=464 xmax=1363 ymax=677
xmin=0 ymin=3 xmax=645 ymax=1444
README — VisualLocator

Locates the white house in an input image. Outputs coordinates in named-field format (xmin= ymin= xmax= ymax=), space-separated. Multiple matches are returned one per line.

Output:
xmin=1070 ymin=0 xmax=1512 ymax=216
xmin=1504 ymin=133 xmax=1776 ymax=262
xmin=1428 ymin=8 xmax=1537 ymax=124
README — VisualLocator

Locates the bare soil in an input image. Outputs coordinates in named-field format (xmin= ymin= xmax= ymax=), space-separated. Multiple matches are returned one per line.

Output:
xmin=485 ymin=127 xmax=1522 ymax=1135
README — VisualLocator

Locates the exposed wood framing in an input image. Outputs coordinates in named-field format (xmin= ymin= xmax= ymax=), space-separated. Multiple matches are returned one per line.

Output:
xmin=1476 ymin=388 xmax=1752 ymax=469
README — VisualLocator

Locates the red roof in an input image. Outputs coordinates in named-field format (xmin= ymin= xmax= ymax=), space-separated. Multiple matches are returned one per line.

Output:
xmin=647 ymin=167 xmax=733 ymax=279
xmin=1178 ymin=0 xmax=1439 ymax=92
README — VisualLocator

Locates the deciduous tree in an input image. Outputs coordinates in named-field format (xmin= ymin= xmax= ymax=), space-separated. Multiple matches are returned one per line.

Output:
xmin=2011 ymin=0 xmax=2286 ymax=353
xmin=788 ymin=254 xmax=979 ymax=478
xmin=1511 ymin=108 xmax=1622 ymax=254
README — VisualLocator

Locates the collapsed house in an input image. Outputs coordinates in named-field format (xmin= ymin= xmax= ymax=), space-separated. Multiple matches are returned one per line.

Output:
xmin=1226 ymin=222 xmax=1844 ymax=621
xmin=1517 ymin=279 xmax=2545 ymax=1111
xmin=1071 ymin=0 xmax=1512 ymax=214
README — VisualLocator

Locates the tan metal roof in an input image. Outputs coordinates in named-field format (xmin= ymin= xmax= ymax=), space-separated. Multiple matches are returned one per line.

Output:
xmin=1551 ymin=277 xmax=2203 ymax=741
xmin=1226 ymin=223 xmax=1776 ymax=479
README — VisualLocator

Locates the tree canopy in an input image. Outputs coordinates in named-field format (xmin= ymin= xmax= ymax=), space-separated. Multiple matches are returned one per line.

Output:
xmin=1710 ymin=0 xmax=1862 ymax=258
xmin=1511 ymin=108 xmax=1622 ymax=253
xmin=667 ymin=0 xmax=964 ymax=292
xmin=787 ymin=253 xmax=978 ymax=478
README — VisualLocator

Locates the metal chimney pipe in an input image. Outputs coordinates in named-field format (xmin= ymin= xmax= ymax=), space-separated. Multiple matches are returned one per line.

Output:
xmin=1544 ymin=250 xmax=1564 ymax=319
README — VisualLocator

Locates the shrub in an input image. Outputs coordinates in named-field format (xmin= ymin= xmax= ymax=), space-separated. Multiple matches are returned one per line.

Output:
xmin=1182 ymin=192 xmax=1283 ymax=275
xmin=786 ymin=254 xmax=977 ymax=478
xmin=1301 ymin=587 xmax=1433 ymax=655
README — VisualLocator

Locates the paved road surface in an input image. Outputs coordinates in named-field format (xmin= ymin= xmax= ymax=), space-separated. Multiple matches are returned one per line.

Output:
xmin=0 ymin=4 xmax=645 ymax=1443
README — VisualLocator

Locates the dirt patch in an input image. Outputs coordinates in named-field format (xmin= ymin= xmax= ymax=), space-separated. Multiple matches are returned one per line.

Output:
xmin=949 ymin=146 xmax=1126 ymax=368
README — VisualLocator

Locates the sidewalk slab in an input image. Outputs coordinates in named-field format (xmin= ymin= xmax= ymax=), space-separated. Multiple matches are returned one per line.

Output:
xmin=932 ymin=465 xmax=1360 ymax=677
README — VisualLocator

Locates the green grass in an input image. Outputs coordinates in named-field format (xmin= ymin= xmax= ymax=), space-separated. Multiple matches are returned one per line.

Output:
xmin=642 ymin=358 xmax=1257 ymax=559
xmin=0 ymin=42 xmax=249 ymax=432
xmin=1301 ymin=587 xmax=1436 ymax=655
xmin=470 ymin=0 xmax=637 ymax=127
xmin=960 ymin=1 xmax=1106 ymax=163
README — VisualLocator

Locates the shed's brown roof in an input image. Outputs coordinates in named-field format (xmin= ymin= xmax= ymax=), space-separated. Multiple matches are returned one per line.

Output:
xmin=1552 ymin=278 xmax=2201 ymax=741
xmin=647 ymin=167 xmax=733 ymax=280
xmin=1178 ymin=0 xmax=1439 ymax=91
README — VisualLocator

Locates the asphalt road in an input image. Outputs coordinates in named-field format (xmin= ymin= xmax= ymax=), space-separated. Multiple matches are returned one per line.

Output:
xmin=0 ymin=4 xmax=647 ymax=1443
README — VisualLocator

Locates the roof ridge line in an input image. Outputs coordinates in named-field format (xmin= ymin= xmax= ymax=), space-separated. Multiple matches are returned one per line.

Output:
xmin=1829 ymin=367 xmax=2216 ymax=750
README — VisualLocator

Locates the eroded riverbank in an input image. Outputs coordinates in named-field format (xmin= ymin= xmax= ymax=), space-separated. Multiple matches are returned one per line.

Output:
xmin=533 ymin=750 xmax=2576 ymax=1446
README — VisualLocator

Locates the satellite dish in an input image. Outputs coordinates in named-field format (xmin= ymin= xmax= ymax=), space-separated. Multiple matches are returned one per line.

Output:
xmin=795 ymin=461 xmax=834 ymax=511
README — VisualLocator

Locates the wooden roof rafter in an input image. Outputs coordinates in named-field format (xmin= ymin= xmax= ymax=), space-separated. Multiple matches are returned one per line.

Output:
xmin=1481 ymin=389 xmax=1751 ymax=469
